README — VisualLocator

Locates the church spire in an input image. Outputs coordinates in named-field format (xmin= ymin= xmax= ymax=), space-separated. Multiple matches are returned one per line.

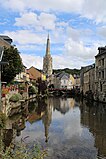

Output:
xmin=43 ymin=34 xmax=52 ymax=76
xmin=46 ymin=33 xmax=50 ymax=55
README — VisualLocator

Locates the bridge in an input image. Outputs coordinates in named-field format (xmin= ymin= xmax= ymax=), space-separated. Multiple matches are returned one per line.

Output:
xmin=48 ymin=88 xmax=74 ymax=96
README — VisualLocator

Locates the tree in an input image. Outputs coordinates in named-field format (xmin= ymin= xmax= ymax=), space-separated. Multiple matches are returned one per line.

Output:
xmin=36 ymin=78 xmax=47 ymax=95
xmin=1 ymin=46 xmax=23 ymax=83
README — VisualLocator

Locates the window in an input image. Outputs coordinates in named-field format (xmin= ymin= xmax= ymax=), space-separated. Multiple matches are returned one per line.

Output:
xmin=102 ymin=58 xmax=104 ymax=66
xmin=100 ymin=82 xmax=102 ymax=91
xmin=64 ymin=80 xmax=66 ymax=84
xmin=102 ymin=71 xmax=104 ymax=79
xmin=99 ymin=72 xmax=101 ymax=78
xmin=98 ymin=60 xmax=101 ymax=66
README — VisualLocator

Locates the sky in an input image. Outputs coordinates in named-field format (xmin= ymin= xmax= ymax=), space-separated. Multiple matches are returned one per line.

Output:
xmin=0 ymin=0 xmax=106 ymax=69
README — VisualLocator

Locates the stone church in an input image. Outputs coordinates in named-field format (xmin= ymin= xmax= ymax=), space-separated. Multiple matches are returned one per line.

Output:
xmin=43 ymin=34 xmax=52 ymax=77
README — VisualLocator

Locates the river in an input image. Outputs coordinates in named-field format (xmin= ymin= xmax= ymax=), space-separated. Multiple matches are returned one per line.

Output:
xmin=1 ymin=97 xmax=106 ymax=159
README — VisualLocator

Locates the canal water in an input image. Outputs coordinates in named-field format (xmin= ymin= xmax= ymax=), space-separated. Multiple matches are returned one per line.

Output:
xmin=1 ymin=97 xmax=106 ymax=159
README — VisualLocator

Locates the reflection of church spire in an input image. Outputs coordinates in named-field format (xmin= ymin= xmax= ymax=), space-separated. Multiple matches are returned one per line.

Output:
xmin=45 ymin=124 xmax=49 ymax=143
xmin=42 ymin=98 xmax=52 ymax=143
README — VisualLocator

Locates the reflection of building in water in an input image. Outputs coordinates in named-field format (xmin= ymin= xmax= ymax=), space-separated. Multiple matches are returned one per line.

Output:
xmin=41 ymin=97 xmax=76 ymax=143
xmin=28 ymin=98 xmax=47 ymax=124
xmin=42 ymin=98 xmax=53 ymax=142
xmin=70 ymin=98 xmax=75 ymax=109
xmin=28 ymin=112 xmax=44 ymax=124
xmin=80 ymin=100 xmax=106 ymax=157
xmin=59 ymin=98 xmax=70 ymax=114
xmin=53 ymin=97 xmax=72 ymax=114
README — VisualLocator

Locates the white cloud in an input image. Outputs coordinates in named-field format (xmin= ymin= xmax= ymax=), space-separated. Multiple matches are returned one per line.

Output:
xmin=3 ymin=26 xmax=102 ymax=69
xmin=21 ymin=53 xmax=43 ymax=69
xmin=56 ymin=22 xmax=68 ymax=28
xmin=39 ymin=13 xmax=56 ymax=30
xmin=64 ymin=38 xmax=98 ymax=60
xmin=15 ymin=12 xmax=38 ymax=27
xmin=2 ymin=0 xmax=82 ymax=13
xmin=1 ymin=0 xmax=106 ymax=69
xmin=81 ymin=0 xmax=106 ymax=23
xmin=53 ymin=54 xmax=94 ymax=69
xmin=4 ymin=30 xmax=45 ymax=44
xmin=19 ymin=35 xmax=105 ymax=69
xmin=66 ymin=27 xmax=80 ymax=42
xmin=0 ymin=21 xmax=7 ymax=25
xmin=98 ymin=26 xmax=106 ymax=38
xmin=52 ymin=37 xmax=106 ymax=69
xmin=1 ymin=0 xmax=106 ymax=23
xmin=15 ymin=12 xmax=56 ymax=31
xmin=19 ymin=51 xmax=93 ymax=70
xmin=1 ymin=0 xmax=26 ymax=12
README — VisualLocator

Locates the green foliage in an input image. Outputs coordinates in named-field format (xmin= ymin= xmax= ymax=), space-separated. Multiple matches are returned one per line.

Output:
xmin=1 ymin=46 xmax=23 ymax=83
xmin=53 ymin=68 xmax=80 ymax=75
xmin=19 ymin=83 xmax=26 ymax=90
xmin=0 ymin=142 xmax=47 ymax=159
xmin=0 ymin=112 xmax=6 ymax=128
xmin=28 ymin=86 xmax=37 ymax=95
xmin=9 ymin=93 xmax=22 ymax=102
xmin=31 ymin=81 xmax=37 ymax=86
xmin=18 ymin=83 xmax=26 ymax=95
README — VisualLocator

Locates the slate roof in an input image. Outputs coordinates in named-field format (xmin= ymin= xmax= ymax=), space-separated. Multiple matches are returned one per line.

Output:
xmin=0 ymin=35 xmax=13 ymax=44
xmin=56 ymin=71 xmax=70 ymax=79
xmin=95 ymin=46 xmax=106 ymax=57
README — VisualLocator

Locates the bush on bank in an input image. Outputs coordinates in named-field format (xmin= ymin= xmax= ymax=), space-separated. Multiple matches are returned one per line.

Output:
xmin=9 ymin=93 xmax=22 ymax=102
xmin=28 ymin=86 xmax=37 ymax=95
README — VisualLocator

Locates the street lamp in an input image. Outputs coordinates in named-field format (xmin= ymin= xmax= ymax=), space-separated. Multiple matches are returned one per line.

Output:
xmin=0 ymin=46 xmax=8 ymax=111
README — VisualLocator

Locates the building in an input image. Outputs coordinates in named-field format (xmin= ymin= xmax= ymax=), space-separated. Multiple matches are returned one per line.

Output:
xmin=83 ymin=65 xmax=95 ymax=95
xmin=27 ymin=70 xmax=36 ymax=82
xmin=74 ymin=74 xmax=80 ymax=89
xmin=28 ymin=66 xmax=46 ymax=82
xmin=80 ymin=64 xmax=95 ymax=93
xmin=53 ymin=72 xmax=75 ymax=89
xmin=14 ymin=66 xmax=30 ymax=83
xmin=43 ymin=34 xmax=52 ymax=77
xmin=0 ymin=35 xmax=12 ymax=48
xmin=95 ymin=46 xmax=106 ymax=102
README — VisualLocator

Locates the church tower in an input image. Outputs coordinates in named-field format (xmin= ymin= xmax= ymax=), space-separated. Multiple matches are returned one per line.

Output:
xmin=43 ymin=34 xmax=52 ymax=77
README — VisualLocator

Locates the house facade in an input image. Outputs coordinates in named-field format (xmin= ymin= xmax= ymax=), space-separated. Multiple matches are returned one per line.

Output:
xmin=74 ymin=74 xmax=80 ymax=89
xmin=83 ymin=66 xmax=95 ymax=95
xmin=80 ymin=46 xmax=106 ymax=102
xmin=80 ymin=64 xmax=95 ymax=96
xmin=14 ymin=66 xmax=30 ymax=83
xmin=53 ymin=72 xmax=75 ymax=89
xmin=28 ymin=66 xmax=46 ymax=82
xmin=95 ymin=46 xmax=106 ymax=102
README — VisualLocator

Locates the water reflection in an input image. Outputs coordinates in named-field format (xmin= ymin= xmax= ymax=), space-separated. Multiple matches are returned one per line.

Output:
xmin=0 ymin=97 xmax=106 ymax=158
xmin=80 ymin=100 xmax=106 ymax=158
